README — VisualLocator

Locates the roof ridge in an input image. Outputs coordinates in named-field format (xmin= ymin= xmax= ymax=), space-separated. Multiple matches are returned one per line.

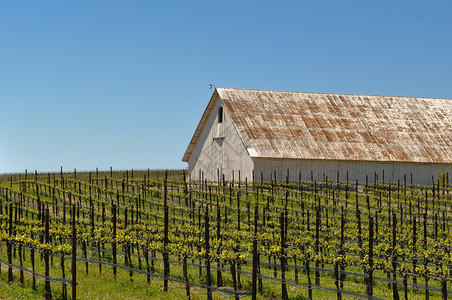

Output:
xmin=217 ymin=87 xmax=452 ymax=101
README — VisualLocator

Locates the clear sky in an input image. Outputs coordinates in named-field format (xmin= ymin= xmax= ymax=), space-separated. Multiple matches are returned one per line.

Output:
xmin=1 ymin=1 xmax=451 ymax=173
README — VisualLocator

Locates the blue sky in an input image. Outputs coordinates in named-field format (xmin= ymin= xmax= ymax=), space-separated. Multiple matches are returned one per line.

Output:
xmin=1 ymin=1 xmax=451 ymax=173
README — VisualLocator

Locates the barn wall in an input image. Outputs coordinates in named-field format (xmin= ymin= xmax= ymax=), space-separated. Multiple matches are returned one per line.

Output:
xmin=253 ymin=158 xmax=451 ymax=186
xmin=187 ymin=96 xmax=254 ymax=182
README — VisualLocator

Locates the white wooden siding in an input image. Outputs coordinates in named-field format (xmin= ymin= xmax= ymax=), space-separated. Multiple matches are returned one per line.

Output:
xmin=187 ymin=96 xmax=254 ymax=182
xmin=253 ymin=158 xmax=451 ymax=186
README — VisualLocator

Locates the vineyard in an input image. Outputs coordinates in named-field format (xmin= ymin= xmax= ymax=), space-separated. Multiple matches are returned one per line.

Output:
xmin=0 ymin=169 xmax=451 ymax=299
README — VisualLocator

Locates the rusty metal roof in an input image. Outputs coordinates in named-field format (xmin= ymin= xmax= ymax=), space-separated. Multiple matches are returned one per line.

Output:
xmin=183 ymin=88 xmax=452 ymax=164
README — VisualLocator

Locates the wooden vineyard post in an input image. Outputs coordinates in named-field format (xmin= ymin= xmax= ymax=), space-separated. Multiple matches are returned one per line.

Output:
xmin=83 ymin=224 xmax=88 ymax=275
xmin=334 ymin=209 xmax=342 ymax=300
xmin=19 ymin=242 xmax=24 ymax=285
xmin=31 ymin=232 xmax=36 ymax=290
xmin=124 ymin=207 xmax=131 ymax=280
xmin=253 ymin=193 xmax=263 ymax=294
xmin=163 ymin=175 xmax=170 ymax=292
xmin=315 ymin=208 xmax=320 ymax=286
xmin=280 ymin=212 xmax=288 ymax=300
xmin=367 ymin=216 xmax=374 ymax=297
xmin=334 ymin=255 xmax=341 ymax=300
xmin=392 ymin=213 xmax=399 ymax=300
xmin=355 ymin=180 xmax=359 ymax=212
xmin=306 ymin=253 xmax=312 ymax=300
xmin=183 ymin=255 xmax=190 ymax=299
xmin=441 ymin=276 xmax=447 ymax=300
xmin=216 ymin=196 xmax=223 ymax=287
xmin=144 ymin=248 xmax=150 ymax=283
xmin=366 ymin=195 xmax=370 ymax=213
xmin=61 ymin=253 xmax=67 ymax=300
xmin=205 ymin=208 xmax=212 ymax=300
xmin=197 ymin=206 xmax=202 ymax=278
xmin=63 ymin=199 xmax=66 ymax=224
xmin=423 ymin=213 xmax=429 ymax=299
xmin=236 ymin=191 xmax=242 ymax=290
xmin=252 ymin=238 xmax=258 ymax=300
xmin=340 ymin=207 xmax=345 ymax=291
xmin=72 ymin=204 xmax=77 ymax=300
xmin=412 ymin=216 xmax=418 ymax=291
xmin=44 ymin=209 xmax=52 ymax=300
xmin=112 ymin=204 xmax=117 ymax=276
xmin=345 ymin=172 xmax=349 ymax=207
xmin=8 ymin=203 xmax=13 ymax=283
xmin=230 ymin=257 xmax=239 ymax=300
xmin=357 ymin=210 xmax=362 ymax=255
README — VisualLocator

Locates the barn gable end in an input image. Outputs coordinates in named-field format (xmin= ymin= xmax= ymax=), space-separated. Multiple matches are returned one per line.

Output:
xmin=183 ymin=91 xmax=254 ymax=182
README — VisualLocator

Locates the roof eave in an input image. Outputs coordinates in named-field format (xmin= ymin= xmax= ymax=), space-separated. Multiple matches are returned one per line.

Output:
xmin=182 ymin=89 xmax=221 ymax=162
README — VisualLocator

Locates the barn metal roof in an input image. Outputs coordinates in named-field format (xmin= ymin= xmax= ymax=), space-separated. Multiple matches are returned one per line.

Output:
xmin=183 ymin=88 xmax=452 ymax=164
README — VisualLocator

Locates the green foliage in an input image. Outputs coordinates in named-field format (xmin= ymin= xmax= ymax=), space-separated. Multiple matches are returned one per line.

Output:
xmin=0 ymin=170 xmax=450 ymax=299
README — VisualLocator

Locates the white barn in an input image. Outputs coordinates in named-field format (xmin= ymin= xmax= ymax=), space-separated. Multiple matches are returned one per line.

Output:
xmin=182 ymin=88 xmax=452 ymax=185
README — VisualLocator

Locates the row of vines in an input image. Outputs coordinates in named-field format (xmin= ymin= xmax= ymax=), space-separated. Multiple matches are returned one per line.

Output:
xmin=0 ymin=170 xmax=451 ymax=299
